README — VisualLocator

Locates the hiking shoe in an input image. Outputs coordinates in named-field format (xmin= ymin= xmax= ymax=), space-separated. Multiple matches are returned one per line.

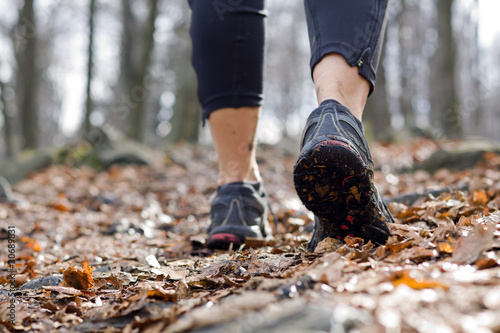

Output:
xmin=207 ymin=182 xmax=272 ymax=249
xmin=293 ymin=99 xmax=393 ymax=252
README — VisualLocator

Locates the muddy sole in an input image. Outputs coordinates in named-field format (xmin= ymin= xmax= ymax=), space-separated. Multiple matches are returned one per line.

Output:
xmin=294 ymin=140 xmax=375 ymax=240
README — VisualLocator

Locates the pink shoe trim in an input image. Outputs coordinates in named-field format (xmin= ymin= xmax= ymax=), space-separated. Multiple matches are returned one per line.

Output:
xmin=209 ymin=233 xmax=240 ymax=244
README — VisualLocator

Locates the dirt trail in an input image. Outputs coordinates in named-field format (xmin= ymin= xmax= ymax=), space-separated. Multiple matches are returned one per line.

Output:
xmin=1 ymin=139 xmax=500 ymax=332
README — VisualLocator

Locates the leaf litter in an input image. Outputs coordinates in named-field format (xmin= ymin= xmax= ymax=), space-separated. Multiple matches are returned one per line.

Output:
xmin=1 ymin=139 xmax=500 ymax=332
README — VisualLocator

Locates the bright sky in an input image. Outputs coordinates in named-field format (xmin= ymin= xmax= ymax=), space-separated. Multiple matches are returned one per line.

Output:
xmin=479 ymin=0 xmax=500 ymax=47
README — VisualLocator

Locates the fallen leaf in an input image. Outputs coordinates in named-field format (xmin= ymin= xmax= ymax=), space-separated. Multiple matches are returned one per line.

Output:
xmin=470 ymin=190 xmax=488 ymax=206
xmin=21 ymin=236 xmax=42 ymax=252
xmin=452 ymin=222 xmax=495 ymax=264
xmin=399 ymin=247 xmax=439 ymax=262
xmin=176 ymin=279 xmax=189 ymax=300
xmin=20 ymin=261 xmax=37 ymax=278
xmin=244 ymin=237 xmax=275 ymax=248
xmin=475 ymin=257 xmax=499 ymax=270
xmin=437 ymin=242 xmax=454 ymax=254
xmin=62 ymin=261 xmax=95 ymax=290
xmin=50 ymin=202 xmax=72 ymax=212
xmin=314 ymin=237 xmax=343 ymax=253
xmin=147 ymin=288 xmax=177 ymax=301
xmin=41 ymin=300 xmax=60 ymax=313
xmin=391 ymin=271 xmax=449 ymax=290
xmin=43 ymin=286 xmax=83 ymax=295
xmin=386 ymin=240 xmax=414 ymax=253
xmin=344 ymin=236 xmax=364 ymax=248
xmin=14 ymin=273 xmax=29 ymax=287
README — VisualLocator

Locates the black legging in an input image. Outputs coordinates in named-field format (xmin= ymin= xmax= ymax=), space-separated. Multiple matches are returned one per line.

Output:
xmin=189 ymin=0 xmax=389 ymax=121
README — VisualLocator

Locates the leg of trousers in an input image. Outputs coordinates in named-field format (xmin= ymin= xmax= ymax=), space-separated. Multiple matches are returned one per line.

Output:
xmin=188 ymin=0 xmax=267 ymax=121
xmin=304 ymin=0 xmax=389 ymax=96
xmin=189 ymin=0 xmax=389 ymax=120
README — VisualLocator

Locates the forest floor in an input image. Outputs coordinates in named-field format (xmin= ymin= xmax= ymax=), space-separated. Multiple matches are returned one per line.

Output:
xmin=1 ymin=138 xmax=500 ymax=332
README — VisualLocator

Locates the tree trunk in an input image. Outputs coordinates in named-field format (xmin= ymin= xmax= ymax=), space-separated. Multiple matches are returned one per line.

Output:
xmin=0 ymin=81 xmax=15 ymax=158
xmin=82 ymin=0 xmax=96 ymax=135
xmin=168 ymin=57 xmax=199 ymax=143
xmin=398 ymin=0 xmax=415 ymax=130
xmin=126 ymin=0 xmax=159 ymax=142
xmin=17 ymin=0 xmax=39 ymax=150
xmin=167 ymin=13 xmax=200 ymax=143
xmin=471 ymin=0 xmax=483 ymax=135
xmin=364 ymin=34 xmax=391 ymax=142
xmin=430 ymin=0 xmax=460 ymax=138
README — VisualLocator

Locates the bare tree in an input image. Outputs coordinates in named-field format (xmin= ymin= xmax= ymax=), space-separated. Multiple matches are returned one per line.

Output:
xmin=82 ymin=0 xmax=97 ymax=135
xmin=125 ymin=0 xmax=159 ymax=142
xmin=430 ymin=0 xmax=460 ymax=138
xmin=264 ymin=0 xmax=310 ymax=139
xmin=398 ymin=0 xmax=418 ymax=129
xmin=14 ymin=0 xmax=39 ymax=150
xmin=364 ymin=44 xmax=391 ymax=142
xmin=167 ymin=2 xmax=200 ymax=143
xmin=456 ymin=0 xmax=483 ymax=136
xmin=470 ymin=0 xmax=483 ymax=135
xmin=0 ymin=80 xmax=15 ymax=157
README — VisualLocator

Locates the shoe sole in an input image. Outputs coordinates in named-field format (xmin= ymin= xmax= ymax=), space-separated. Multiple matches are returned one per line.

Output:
xmin=294 ymin=140 xmax=375 ymax=241
xmin=207 ymin=225 xmax=264 ymax=250
xmin=207 ymin=233 xmax=243 ymax=249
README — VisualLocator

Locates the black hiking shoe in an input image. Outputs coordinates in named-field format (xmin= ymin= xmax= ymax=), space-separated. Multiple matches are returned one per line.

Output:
xmin=207 ymin=182 xmax=272 ymax=249
xmin=293 ymin=99 xmax=393 ymax=252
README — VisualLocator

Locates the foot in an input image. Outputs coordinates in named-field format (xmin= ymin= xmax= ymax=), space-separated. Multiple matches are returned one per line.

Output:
xmin=293 ymin=100 xmax=392 ymax=252
xmin=207 ymin=182 xmax=272 ymax=249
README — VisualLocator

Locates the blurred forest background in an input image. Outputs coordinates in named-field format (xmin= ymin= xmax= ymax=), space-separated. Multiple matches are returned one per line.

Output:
xmin=0 ymin=0 xmax=499 ymax=161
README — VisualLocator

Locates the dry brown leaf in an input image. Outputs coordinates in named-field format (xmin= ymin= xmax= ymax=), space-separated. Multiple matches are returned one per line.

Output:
xmin=344 ymin=236 xmax=364 ymax=248
xmin=21 ymin=236 xmax=42 ymax=252
xmin=400 ymin=247 xmax=439 ymax=262
xmin=314 ymin=237 xmax=343 ymax=253
xmin=62 ymin=261 xmax=95 ymax=290
xmin=20 ymin=261 xmax=37 ymax=278
xmin=391 ymin=271 xmax=449 ymax=290
xmin=43 ymin=286 xmax=83 ymax=295
xmin=50 ymin=202 xmax=72 ymax=212
xmin=437 ymin=242 xmax=454 ymax=254
xmin=41 ymin=300 xmax=60 ymax=313
xmin=244 ymin=237 xmax=275 ymax=248
xmin=14 ymin=273 xmax=29 ymax=287
xmin=475 ymin=256 xmax=499 ymax=270
xmin=176 ymin=279 xmax=189 ymax=300
xmin=386 ymin=240 xmax=414 ymax=253
xmin=452 ymin=221 xmax=495 ymax=264
xmin=147 ymin=288 xmax=177 ymax=301
xmin=387 ymin=202 xmax=408 ymax=216
xmin=470 ymin=190 xmax=488 ymax=206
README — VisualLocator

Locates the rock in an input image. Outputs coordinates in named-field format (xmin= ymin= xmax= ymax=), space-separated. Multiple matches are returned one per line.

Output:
xmin=413 ymin=141 xmax=500 ymax=173
xmin=98 ymin=151 xmax=149 ymax=169
xmin=102 ymin=218 xmax=155 ymax=238
xmin=0 ymin=153 xmax=52 ymax=184
xmin=385 ymin=183 xmax=468 ymax=206
xmin=19 ymin=275 xmax=63 ymax=290
xmin=87 ymin=127 xmax=163 ymax=169
xmin=278 ymin=275 xmax=315 ymax=299
xmin=0 ymin=177 xmax=14 ymax=202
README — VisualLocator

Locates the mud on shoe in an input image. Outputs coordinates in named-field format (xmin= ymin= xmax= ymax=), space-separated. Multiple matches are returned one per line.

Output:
xmin=207 ymin=182 xmax=272 ymax=249
xmin=293 ymin=99 xmax=393 ymax=252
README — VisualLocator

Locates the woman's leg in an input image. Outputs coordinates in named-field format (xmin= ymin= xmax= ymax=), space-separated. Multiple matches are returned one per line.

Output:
xmin=295 ymin=0 xmax=392 ymax=251
xmin=189 ymin=0 xmax=270 ymax=248
xmin=189 ymin=0 xmax=266 ymax=185
xmin=304 ymin=0 xmax=389 ymax=103
xmin=312 ymin=53 xmax=370 ymax=121
xmin=209 ymin=107 xmax=261 ymax=185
